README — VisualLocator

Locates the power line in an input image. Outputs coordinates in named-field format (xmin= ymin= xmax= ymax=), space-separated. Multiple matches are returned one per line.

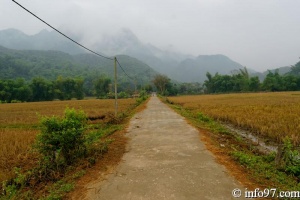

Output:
xmin=12 ymin=0 xmax=136 ymax=96
xmin=12 ymin=0 xmax=139 ymax=117
xmin=116 ymin=58 xmax=135 ymax=80
xmin=12 ymin=0 xmax=114 ymax=61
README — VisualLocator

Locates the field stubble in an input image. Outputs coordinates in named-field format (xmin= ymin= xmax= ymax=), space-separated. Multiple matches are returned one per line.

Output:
xmin=0 ymin=99 xmax=136 ymax=183
xmin=168 ymin=92 xmax=300 ymax=146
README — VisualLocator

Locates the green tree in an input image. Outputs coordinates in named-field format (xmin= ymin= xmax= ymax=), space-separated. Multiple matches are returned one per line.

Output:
xmin=94 ymin=76 xmax=111 ymax=98
xmin=30 ymin=77 xmax=54 ymax=101
xmin=54 ymin=76 xmax=84 ymax=100
xmin=63 ymin=78 xmax=76 ymax=100
xmin=152 ymin=74 xmax=170 ymax=95
xmin=74 ymin=78 xmax=85 ymax=100
xmin=282 ymin=75 xmax=299 ymax=91
xmin=204 ymin=67 xmax=259 ymax=93
xmin=0 ymin=80 xmax=13 ymax=102
xmin=289 ymin=61 xmax=300 ymax=76
xmin=204 ymin=72 xmax=214 ymax=93
xmin=249 ymin=76 xmax=260 ymax=91
xmin=13 ymin=78 xmax=32 ymax=102
xmin=262 ymin=70 xmax=284 ymax=91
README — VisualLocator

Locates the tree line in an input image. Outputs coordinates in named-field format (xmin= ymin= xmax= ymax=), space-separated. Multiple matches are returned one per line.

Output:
xmin=153 ymin=61 xmax=300 ymax=96
xmin=152 ymin=74 xmax=203 ymax=96
xmin=204 ymin=61 xmax=300 ymax=93
xmin=0 ymin=76 xmax=135 ymax=103
xmin=3 ymin=61 xmax=300 ymax=101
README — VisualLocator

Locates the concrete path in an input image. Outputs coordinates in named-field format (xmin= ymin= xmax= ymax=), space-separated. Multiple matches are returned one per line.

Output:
xmin=86 ymin=96 xmax=245 ymax=200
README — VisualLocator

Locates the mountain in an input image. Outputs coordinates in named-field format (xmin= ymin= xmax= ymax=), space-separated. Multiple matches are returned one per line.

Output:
xmin=0 ymin=28 xmax=84 ymax=54
xmin=92 ymin=28 xmax=193 ymax=76
xmin=172 ymin=54 xmax=244 ymax=82
xmin=0 ymin=45 xmax=158 ymax=84
xmin=91 ymin=29 xmax=251 ymax=82
xmin=0 ymin=28 xmax=251 ymax=83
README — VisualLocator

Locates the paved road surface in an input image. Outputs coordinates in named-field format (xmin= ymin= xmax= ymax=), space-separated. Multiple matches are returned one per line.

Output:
xmin=86 ymin=96 xmax=245 ymax=200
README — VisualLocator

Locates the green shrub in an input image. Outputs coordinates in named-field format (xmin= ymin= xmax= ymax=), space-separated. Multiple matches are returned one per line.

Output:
xmin=11 ymin=100 xmax=22 ymax=103
xmin=35 ymin=108 xmax=87 ymax=169
xmin=136 ymin=90 xmax=149 ymax=105
xmin=44 ymin=180 xmax=74 ymax=200
xmin=118 ymin=91 xmax=129 ymax=99
xmin=276 ymin=139 xmax=300 ymax=177
xmin=197 ymin=112 xmax=212 ymax=122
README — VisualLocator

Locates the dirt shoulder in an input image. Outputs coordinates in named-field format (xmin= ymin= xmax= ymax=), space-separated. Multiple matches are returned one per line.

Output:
xmin=79 ymin=96 xmax=246 ymax=200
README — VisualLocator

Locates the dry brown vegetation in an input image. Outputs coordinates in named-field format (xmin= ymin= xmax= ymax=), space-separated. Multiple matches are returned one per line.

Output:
xmin=168 ymin=92 xmax=300 ymax=146
xmin=0 ymin=99 xmax=136 ymax=183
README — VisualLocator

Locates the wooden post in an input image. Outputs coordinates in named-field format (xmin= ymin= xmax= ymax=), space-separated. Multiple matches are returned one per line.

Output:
xmin=114 ymin=57 xmax=118 ymax=117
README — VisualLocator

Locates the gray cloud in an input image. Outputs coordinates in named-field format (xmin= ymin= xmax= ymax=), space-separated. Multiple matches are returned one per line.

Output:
xmin=1 ymin=0 xmax=300 ymax=71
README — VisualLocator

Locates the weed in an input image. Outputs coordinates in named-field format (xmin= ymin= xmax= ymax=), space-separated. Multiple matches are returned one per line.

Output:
xmin=276 ymin=138 xmax=300 ymax=178
xmin=197 ymin=112 xmax=212 ymax=122
xmin=72 ymin=170 xmax=86 ymax=180
xmin=43 ymin=180 xmax=74 ymax=200
xmin=231 ymin=151 xmax=298 ymax=189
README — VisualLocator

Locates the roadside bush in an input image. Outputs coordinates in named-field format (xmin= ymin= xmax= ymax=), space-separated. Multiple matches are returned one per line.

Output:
xmin=35 ymin=108 xmax=87 ymax=171
xmin=118 ymin=91 xmax=129 ymax=99
xmin=276 ymin=138 xmax=300 ymax=177
xmin=136 ymin=90 xmax=149 ymax=105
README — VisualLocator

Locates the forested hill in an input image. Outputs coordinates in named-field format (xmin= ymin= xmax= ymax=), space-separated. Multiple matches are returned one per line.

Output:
xmin=0 ymin=45 xmax=158 ymax=84
xmin=0 ymin=29 xmax=255 ymax=83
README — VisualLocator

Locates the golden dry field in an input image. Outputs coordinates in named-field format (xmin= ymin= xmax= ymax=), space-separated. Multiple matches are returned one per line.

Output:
xmin=0 ymin=99 xmax=136 ymax=182
xmin=168 ymin=92 xmax=300 ymax=146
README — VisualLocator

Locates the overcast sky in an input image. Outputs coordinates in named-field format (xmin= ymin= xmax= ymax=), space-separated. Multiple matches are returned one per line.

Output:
xmin=1 ymin=0 xmax=300 ymax=71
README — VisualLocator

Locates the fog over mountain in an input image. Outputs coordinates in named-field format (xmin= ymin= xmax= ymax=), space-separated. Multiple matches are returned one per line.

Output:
xmin=0 ymin=28 xmax=84 ymax=54
xmin=0 ymin=28 xmax=292 ymax=82
xmin=2 ymin=0 xmax=300 ymax=73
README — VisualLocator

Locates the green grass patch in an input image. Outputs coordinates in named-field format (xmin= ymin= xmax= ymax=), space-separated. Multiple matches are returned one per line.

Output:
xmin=41 ymin=180 xmax=75 ymax=200
xmin=231 ymin=151 xmax=300 ymax=191
xmin=170 ymin=103 xmax=229 ymax=135
xmin=85 ymin=124 xmax=122 ymax=144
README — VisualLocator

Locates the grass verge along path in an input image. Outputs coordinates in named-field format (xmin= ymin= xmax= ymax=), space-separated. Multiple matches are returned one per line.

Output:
xmin=163 ymin=95 xmax=300 ymax=197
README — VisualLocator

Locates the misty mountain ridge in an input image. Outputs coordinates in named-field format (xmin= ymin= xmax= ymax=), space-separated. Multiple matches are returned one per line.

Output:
xmin=0 ymin=28 xmax=292 ymax=82
xmin=95 ymin=28 xmax=191 ymax=62
xmin=0 ymin=28 xmax=85 ymax=54
xmin=0 ymin=45 xmax=158 ymax=84
xmin=172 ymin=54 xmax=243 ymax=82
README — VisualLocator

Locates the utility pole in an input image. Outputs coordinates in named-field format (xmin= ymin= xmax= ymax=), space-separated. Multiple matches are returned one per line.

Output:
xmin=134 ymin=78 xmax=137 ymax=95
xmin=114 ymin=57 xmax=118 ymax=117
